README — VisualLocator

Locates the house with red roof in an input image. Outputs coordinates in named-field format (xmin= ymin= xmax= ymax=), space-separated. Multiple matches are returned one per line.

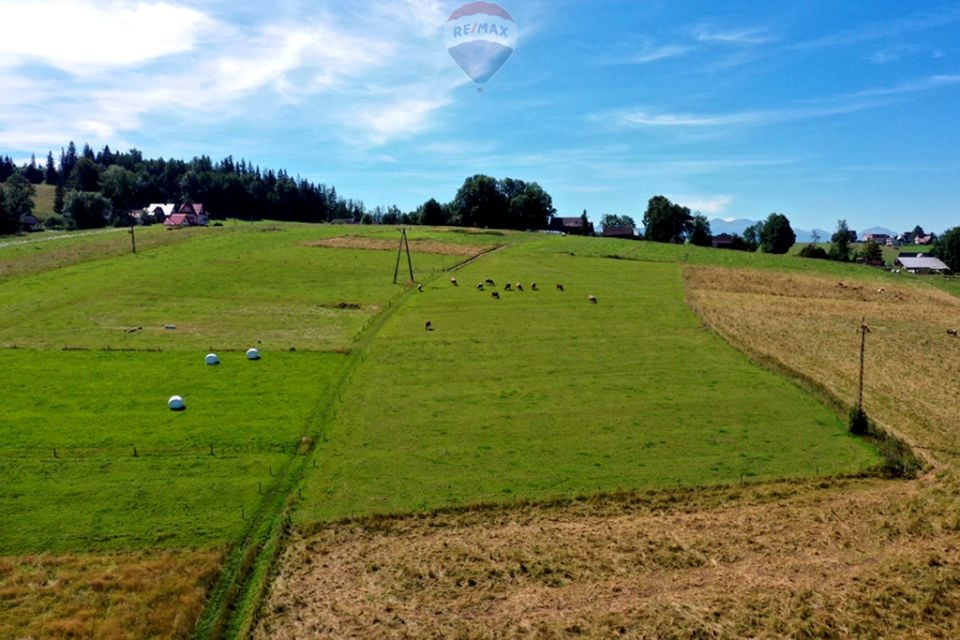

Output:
xmin=164 ymin=203 xmax=209 ymax=227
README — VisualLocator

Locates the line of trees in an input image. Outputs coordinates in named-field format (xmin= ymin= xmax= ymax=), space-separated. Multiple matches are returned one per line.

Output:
xmin=640 ymin=195 xmax=797 ymax=253
xmin=1 ymin=144 xmax=558 ymax=233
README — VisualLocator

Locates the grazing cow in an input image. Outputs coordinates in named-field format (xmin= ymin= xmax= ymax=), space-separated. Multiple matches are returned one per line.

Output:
xmin=588 ymin=295 xmax=597 ymax=304
xmin=948 ymin=328 xmax=958 ymax=337
xmin=425 ymin=321 xmax=432 ymax=331
xmin=485 ymin=278 xmax=495 ymax=286
xmin=877 ymin=287 xmax=886 ymax=294
xmin=491 ymin=291 xmax=500 ymax=299
xmin=477 ymin=282 xmax=485 ymax=290
xmin=531 ymin=283 xmax=538 ymax=291
xmin=556 ymin=284 xmax=565 ymax=291
xmin=516 ymin=283 xmax=524 ymax=291
xmin=417 ymin=283 xmax=423 ymax=292
xmin=504 ymin=283 xmax=513 ymax=291
xmin=450 ymin=277 xmax=458 ymax=286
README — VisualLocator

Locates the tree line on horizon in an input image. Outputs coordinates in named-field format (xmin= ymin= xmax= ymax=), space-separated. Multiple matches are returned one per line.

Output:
xmin=0 ymin=145 xmax=557 ymax=234
xmin=2 ymin=146 xmax=958 ymax=272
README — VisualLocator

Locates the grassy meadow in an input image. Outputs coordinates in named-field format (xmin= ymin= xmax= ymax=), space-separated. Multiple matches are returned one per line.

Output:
xmin=4 ymin=223 xmax=939 ymax=637
xmin=296 ymin=237 xmax=879 ymax=523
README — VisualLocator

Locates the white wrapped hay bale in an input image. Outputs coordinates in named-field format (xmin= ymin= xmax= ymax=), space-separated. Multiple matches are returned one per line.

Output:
xmin=205 ymin=353 xmax=220 ymax=366
xmin=246 ymin=348 xmax=261 ymax=361
xmin=168 ymin=395 xmax=185 ymax=411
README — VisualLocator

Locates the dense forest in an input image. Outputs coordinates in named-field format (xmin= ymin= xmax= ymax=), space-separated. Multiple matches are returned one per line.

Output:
xmin=0 ymin=143 xmax=556 ymax=232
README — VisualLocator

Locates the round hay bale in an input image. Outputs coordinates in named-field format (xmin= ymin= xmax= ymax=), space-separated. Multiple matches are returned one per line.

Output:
xmin=205 ymin=353 xmax=220 ymax=366
xmin=168 ymin=395 xmax=185 ymax=411
xmin=246 ymin=347 xmax=261 ymax=361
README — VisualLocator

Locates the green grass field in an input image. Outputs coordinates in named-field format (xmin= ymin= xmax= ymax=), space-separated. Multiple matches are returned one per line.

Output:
xmin=296 ymin=237 xmax=879 ymax=522
xmin=0 ymin=223 xmax=496 ymax=556
xmin=1 ymin=223 xmax=908 ymax=635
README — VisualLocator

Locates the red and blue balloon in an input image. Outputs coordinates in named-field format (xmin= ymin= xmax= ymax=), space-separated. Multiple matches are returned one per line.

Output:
xmin=445 ymin=2 xmax=517 ymax=91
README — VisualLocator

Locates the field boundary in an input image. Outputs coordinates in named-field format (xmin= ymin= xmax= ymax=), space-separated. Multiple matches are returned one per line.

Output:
xmin=191 ymin=248 xmax=501 ymax=638
xmin=681 ymin=266 xmax=932 ymax=474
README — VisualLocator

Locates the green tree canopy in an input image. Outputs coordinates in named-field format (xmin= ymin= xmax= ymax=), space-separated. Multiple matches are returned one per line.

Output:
xmin=642 ymin=195 xmax=692 ymax=243
xmin=4 ymin=171 xmax=36 ymax=220
xmin=601 ymin=214 xmax=636 ymax=229
xmin=742 ymin=222 xmax=763 ymax=251
xmin=69 ymin=157 xmax=101 ymax=192
xmin=760 ymin=213 xmax=796 ymax=254
xmin=101 ymin=165 xmax=140 ymax=210
xmin=64 ymin=190 xmax=111 ymax=230
xmin=449 ymin=175 xmax=554 ymax=230
xmin=418 ymin=198 xmax=448 ymax=226
xmin=0 ymin=183 xmax=14 ymax=235
xmin=934 ymin=227 xmax=960 ymax=272
xmin=688 ymin=213 xmax=712 ymax=247
xmin=830 ymin=219 xmax=852 ymax=262
xmin=861 ymin=239 xmax=883 ymax=264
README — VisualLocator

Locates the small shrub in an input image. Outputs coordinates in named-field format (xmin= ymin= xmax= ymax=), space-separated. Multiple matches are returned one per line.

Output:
xmin=850 ymin=407 xmax=921 ymax=478
xmin=849 ymin=407 xmax=870 ymax=436
xmin=798 ymin=244 xmax=829 ymax=260
xmin=43 ymin=214 xmax=66 ymax=230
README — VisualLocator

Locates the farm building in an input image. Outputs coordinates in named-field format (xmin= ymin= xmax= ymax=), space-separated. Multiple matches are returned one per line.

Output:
xmin=549 ymin=217 xmax=595 ymax=236
xmin=895 ymin=255 xmax=951 ymax=274
xmin=711 ymin=233 xmax=736 ymax=249
xmin=145 ymin=203 xmax=176 ymax=222
xmin=602 ymin=225 xmax=637 ymax=239
xmin=19 ymin=214 xmax=43 ymax=233
xmin=164 ymin=203 xmax=209 ymax=227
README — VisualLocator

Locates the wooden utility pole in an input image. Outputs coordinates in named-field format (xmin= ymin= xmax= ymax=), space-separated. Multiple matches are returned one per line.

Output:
xmin=130 ymin=225 xmax=137 ymax=254
xmin=858 ymin=318 xmax=870 ymax=411
xmin=393 ymin=228 xmax=415 ymax=284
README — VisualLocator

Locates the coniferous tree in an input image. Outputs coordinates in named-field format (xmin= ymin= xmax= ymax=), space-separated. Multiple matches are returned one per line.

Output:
xmin=45 ymin=152 xmax=59 ymax=185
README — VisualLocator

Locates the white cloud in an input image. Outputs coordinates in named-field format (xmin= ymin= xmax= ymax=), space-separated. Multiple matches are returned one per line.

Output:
xmin=695 ymin=27 xmax=774 ymax=45
xmin=627 ymin=44 xmax=691 ymax=64
xmin=0 ymin=2 xmax=463 ymax=152
xmin=606 ymin=74 xmax=960 ymax=129
xmin=355 ymin=95 xmax=453 ymax=146
xmin=0 ymin=1 xmax=213 ymax=72
xmin=669 ymin=195 xmax=733 ymax=214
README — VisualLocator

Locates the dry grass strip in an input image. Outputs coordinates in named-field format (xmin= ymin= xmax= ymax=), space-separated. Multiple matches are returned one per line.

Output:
xmin=256 ymin=478 xmax=960 ymax=639
xmin=684 ymin=266 xmax=960 ymax=467
xmin=0 ymin=549 xmax=220 ymax=639
xmin=306 ymin=236 xmax=490 ymax=257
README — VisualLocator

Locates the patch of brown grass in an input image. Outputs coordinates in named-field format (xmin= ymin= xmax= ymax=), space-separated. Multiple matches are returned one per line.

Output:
xmin=0 ymin=549 xmax=221 ymax=639
xmin=256 ymin=478 xmax=960 ymax=638
xmin=684 ymin=266 xmax=960 ymax=467
xmin=305 ymin=235 xmax=491 ymax=257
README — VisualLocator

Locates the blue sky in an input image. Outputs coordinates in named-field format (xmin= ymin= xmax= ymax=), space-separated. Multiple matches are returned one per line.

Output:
xmin=1 ymin=0 xmax=958 ymax=233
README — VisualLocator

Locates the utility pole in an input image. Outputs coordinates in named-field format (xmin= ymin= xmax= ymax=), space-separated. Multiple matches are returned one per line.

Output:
xmin=129 ymin=225 xmax=137 ymax=254
xmin=858 ymin=317 xmax=870 ymax=411
xmin=393 ymin=228 xmax=415 ymax=284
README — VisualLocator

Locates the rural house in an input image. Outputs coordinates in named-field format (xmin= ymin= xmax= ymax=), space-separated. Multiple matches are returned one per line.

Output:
xmin=145 ymin=203 xmax=176 ymax=223
xmin=895 ymin=255 xmax=951 ymax=274
xmin=19 ymin=214 xmax=43 ymax=233
xmin=549 ymin=217 xmax=595 ymax=235
xmin=164 ymin=203 xmax=209 ymax=227
xmin=711 ymin=233 xmax=736 ymax=249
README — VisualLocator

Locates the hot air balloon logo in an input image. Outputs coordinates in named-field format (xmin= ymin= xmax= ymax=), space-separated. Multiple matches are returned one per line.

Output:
xmin=445 ymin=2 xmax=517 ymax=91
